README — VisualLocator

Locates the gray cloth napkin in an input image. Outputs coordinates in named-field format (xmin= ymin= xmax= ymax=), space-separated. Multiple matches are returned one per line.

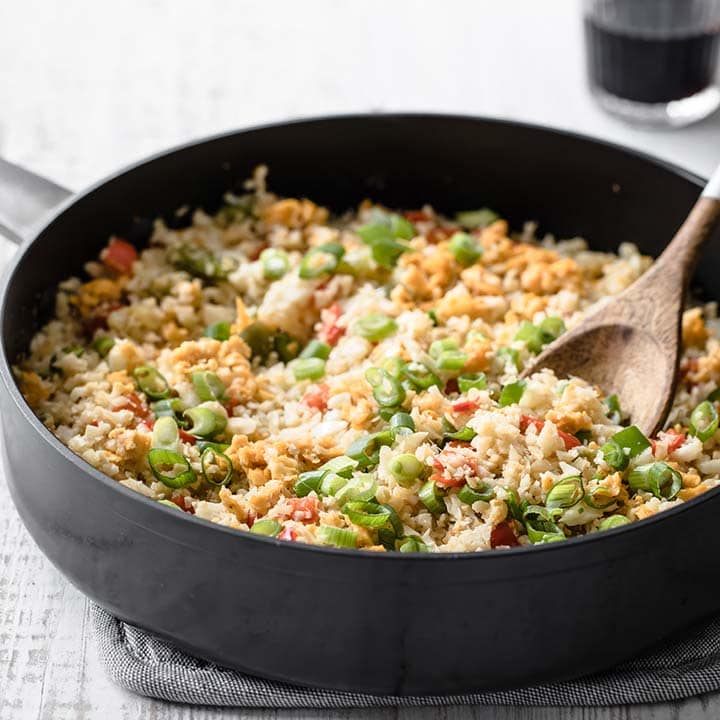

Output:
xmin=92 ymin=605 xmax=720 ymax=708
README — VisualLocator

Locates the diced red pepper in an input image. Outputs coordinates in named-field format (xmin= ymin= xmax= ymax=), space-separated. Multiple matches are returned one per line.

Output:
xmin=427 ymin=226 xmax=459 ymax=243
xmin=247 ymin=242 xmax=268 ymax=261
xmin=101 ymin=237 xmax=138 ymax=274
xmin=120 ymin=391 xmax=152 ymax=421
xmin=169 ymin=494 xmax=194 ymax=514
xmin=444 ymin=378 xmax=459 ymax=395
xmin=302 ymin=383 xmax=330 ymax=411
xmin=651 ymin=429 xmax=686 ymax=456
xmin=278 ymin=526 xmax=297 ymax=542
xmin=83 ymin=301 xmax=123 ymax=335
xmin=432 ymin=446 xmax=477 ymax=489
xmin=178 ymin=428 xmax=197 ymax=445
xmin=558 ymin=430 xmax=581 ymax=450
xmin=318 ymin=303 xmax=345 ymax=346
xmin=277 ymin=497 xmax=319 ymax=523
xmin=452 ymin=399 xmax=479 ymax=414
xmin=519 ymin=415 xmax=580 ymax=451
xmin=490 ymin=521 xmax=520 ymax=548
xmin=404 ymin=210 xmax=432 ymax=223
xmin=246 ymin=511 xmax=256 ymax=528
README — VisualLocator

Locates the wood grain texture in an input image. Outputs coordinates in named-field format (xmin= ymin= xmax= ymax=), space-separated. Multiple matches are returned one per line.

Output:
xmin=1 ymin=0 xmax=720 ymax=717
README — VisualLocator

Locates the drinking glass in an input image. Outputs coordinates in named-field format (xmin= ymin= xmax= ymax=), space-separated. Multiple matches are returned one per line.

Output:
xmin=584 ymin=0 xmax=720 ymax=126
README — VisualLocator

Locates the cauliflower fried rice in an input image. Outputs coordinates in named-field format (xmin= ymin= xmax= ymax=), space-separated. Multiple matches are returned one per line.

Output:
xmin=16 ymin=166 xmax=720 ymax=552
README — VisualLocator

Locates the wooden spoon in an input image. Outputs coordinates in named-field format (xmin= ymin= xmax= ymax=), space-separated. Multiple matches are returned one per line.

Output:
xmin=522 ymin=165 xmax=720 ymax=436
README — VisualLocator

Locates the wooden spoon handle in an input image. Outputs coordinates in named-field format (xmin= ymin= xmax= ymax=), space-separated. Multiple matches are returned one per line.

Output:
xmin=634 ymin=165 xmax=720 ymax=295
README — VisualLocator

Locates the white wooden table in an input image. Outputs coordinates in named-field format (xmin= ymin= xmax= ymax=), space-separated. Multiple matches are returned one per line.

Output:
xmin=1 ymin=1 xmax=720 ymax=717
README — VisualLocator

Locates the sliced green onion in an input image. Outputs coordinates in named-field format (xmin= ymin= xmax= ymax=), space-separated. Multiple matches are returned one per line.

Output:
xmin=388 ymin=453 xmax=424 ymax=487
xmin=584 ymin=484 xmax=617 ymax=510
xmin=436 ymin=350 xmax=468 ymax=371
xmin=343 ymin=501 xmax=392 ymax=528
xmin=419 ymin=480 xmax=446 ymax=514
xmin=389 ymin=411 xmax=415 ymax=436
xmin=184 ymin=406 xmax=226 ymax=438
xmin=605 ymin=394 xmax=622 ymax=424
xmin=504 ymin=488 xmax=525 ymax=521
xmin=382 ymin=503 xmax=404 ymax=536
xmin=429 ymin=338 xmax=459 ymax=358
xmin=334 ymin=473 xmax=377 ymax=505
xmin=496 ymin=345 xmax=520 ymax=369
xmin=628 ymin=462 xmax=682 ymax=500
xmin=240 ymin=322 xmax=274 ymax=361
xmin=260 ymin=248 xmax=290 ymax=280
xmin=317 ymin=525 xmax=358 ymax=548
xmin=538 ymin=316 xmax=565 ymax=344
xmin=292 ymin=357 xmax=326 ymax=381
xmin=545 ymin=476 xmax=584 ymax=511
xmin=92 ymin=336 xmax=115 ymax=357
xmin=458 ymin=482 xmax=494 ymax=504
xmin=169 ymin=243 xmax=232 ymax=281
xmin=320 ymin=455 xmax=358 ymax=478
xmin=295 ymin=469 xmax=325 ymax=497
xmin=300 ymin=339 xmax=332 ymax=360
xmin=402 ymin=362 xmax=441 ymax=391
xmin=250 ymin=518 xmax=282 ymax=537
xmin=390 ymin=214 xmax=416 ymax=240
xmin=133 ymin=366 xmax=172 ymax=400
xmin=200 ymin=447 xmax=233 ymax=486
xmin=455 ymin=208 xmax=498 ymax=229
xmin=204 ymin=322 xmax=231 ymax=341
xmin=515 ymin=321 xmax=544 ymax=354
xmin=298 ymin=242 xmax=345 ymax=279
xmin=428 ymin=309 xmax=439 ymax=327
xmin=365 ymin=367 xmax=406 ymax=408
xmin=319 ymin=472 xmax=348 ymax=497
xmin=274 ymin=332 xmax=301 ymax=362
xmin=357 ymin=213 xmax=414 ymax=269
xmin=191 ymin=371 xmax=227 ymax=402
xmin=396 ymin=536 xmax=428 ymax=553
xmin=598 ymin=515 xmax=631 ymax=531
xmin=152 ymin=416 xmax=180 ymax=451
xmin=442 ymin=417 xmax=476 ymax=442
xmin=458 ymin=373 xmax=487 ymax=393
xmin=499 ymin=380 xmax=526 ymax=407
xmin=708 ymin=388 xmax=720 ymax=403
xmin=448 ymin=231 xmax=483 ymax=266
xmin=152 ymin=397 xmax=185 ymax=420
xmin=355 ymin=313 xmax=398 ymax=341
xmin=600 ymin=439 xmax=628 ymax=471
xmin=610 ymin=425 xmax=650 ymax=458
xmin=197 ymin=440 xmax=230 ymax=454
xmin=523 ymin=505 xmax=566 ymax=544
xmin=689 ymin=400 xmax=719 ymax=442
xmin=346 ymin=430 xmax=394 ymax=470
xmin=575 ymin=430 xmax=593 ymax=445
xmin=378 ymin=405 xmax=401 ymax=421
xmin=382 ymin=357 xmax=406 ymax=378
xmin=147 ymin=448 xmax=196 ymax=488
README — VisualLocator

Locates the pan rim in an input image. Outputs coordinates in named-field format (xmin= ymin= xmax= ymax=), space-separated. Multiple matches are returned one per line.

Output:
xmin=0 ymin=110 xmax=712 ymax=562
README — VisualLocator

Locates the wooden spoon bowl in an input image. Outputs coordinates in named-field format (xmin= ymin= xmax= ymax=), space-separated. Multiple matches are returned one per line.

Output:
xmin=523 ymin=173 xmax=720 ymax=437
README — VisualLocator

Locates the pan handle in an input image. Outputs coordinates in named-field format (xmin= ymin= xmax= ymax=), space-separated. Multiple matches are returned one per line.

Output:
xmin=0 ymin=157 xmax=72 ymax=245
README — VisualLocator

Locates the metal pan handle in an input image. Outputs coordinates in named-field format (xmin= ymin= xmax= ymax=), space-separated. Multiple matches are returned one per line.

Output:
xmin=0 ymin=157 xmax=72 ymax=245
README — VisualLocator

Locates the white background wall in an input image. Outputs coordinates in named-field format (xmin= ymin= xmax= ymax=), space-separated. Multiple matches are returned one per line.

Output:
xmin=1 ymin=0 xmax=718 ymax=193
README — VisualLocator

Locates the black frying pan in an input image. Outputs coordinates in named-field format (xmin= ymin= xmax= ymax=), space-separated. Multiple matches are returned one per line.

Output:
xmin=1 ymin=114 xmax=719 ymax=696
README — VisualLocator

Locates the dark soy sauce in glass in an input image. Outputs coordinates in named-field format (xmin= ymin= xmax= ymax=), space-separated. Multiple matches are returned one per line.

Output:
xmin=585 ymin=19 xmax=720 ymax=103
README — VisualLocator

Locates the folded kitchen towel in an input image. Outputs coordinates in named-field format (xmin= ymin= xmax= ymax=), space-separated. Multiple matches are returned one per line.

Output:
xmin=92 ymin=605 xmax=720 ymax=708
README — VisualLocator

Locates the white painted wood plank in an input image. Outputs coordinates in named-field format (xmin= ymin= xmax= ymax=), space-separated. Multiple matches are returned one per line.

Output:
xmin=1 ymin=0 xmax=720 ymax=718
